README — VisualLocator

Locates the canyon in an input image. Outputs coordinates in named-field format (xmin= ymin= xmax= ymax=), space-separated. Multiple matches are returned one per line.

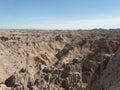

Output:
xmin=0 ymin=29 xmax=120 ymax=90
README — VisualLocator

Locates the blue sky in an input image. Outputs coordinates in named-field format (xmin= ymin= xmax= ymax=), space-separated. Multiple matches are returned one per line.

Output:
xmin=0 ymin=0 xmax=120 ymax=29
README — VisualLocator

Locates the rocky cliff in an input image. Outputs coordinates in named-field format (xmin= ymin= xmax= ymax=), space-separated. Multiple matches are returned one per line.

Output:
xmin=0 ymin=29 xmax=119 ymax=90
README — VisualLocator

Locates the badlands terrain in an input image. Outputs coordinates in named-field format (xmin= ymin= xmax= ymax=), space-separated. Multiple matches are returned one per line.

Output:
xmin=0 ymin=29 xmax=120 ymax=90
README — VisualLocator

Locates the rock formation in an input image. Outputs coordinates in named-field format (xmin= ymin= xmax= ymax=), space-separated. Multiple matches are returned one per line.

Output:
xmin=0 ymin=29 xmax=119 ymax=90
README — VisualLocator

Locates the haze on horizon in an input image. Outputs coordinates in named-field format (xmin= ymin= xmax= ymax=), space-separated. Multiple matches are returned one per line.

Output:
xmin=0 ymin=0 xmax=120 ymax=30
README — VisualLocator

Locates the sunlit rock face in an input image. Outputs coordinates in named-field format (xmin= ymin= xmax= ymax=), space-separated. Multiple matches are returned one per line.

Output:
xmin=0 ymin=29 xmax=119 ymax=90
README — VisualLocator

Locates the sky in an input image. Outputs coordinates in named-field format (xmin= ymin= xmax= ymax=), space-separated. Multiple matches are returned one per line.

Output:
xmin=0 ymin=0 xmax=120 ymax=29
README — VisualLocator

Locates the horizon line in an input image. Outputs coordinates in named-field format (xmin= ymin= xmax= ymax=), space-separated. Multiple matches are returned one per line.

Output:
xmin=0 ymin=28 xmax=120 ymax=31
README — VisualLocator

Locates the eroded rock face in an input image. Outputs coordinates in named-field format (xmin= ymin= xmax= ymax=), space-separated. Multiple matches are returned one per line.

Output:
xmin=88 ymin=47 xmax=120 ymax=90
xmin=0 ymin=30 xmax=119 ymax=90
